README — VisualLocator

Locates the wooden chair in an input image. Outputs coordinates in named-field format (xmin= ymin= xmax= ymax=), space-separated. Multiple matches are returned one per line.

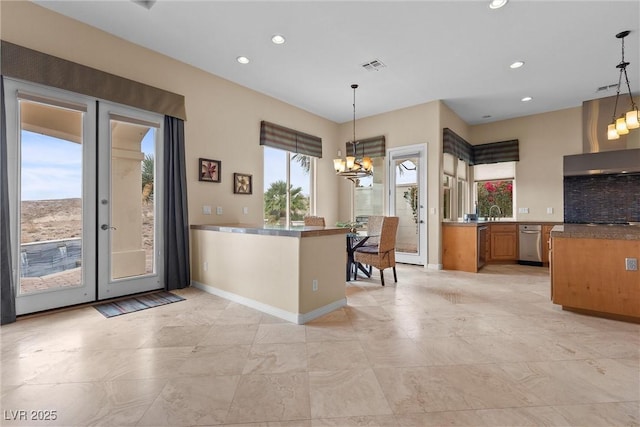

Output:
xmin=354 ymin=216 xmax=399 ymax=286
xmin=304 ymin=216 xmax=325 ymax=226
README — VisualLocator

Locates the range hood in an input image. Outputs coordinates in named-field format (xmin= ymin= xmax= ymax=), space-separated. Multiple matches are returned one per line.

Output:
xmin=563 ymin=148 xmax=640 ymax=176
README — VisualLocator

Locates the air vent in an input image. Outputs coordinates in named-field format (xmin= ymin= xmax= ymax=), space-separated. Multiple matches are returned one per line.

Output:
xmin=361 ymin=59 xmax=386 ymax=72
xmin=131 ymin=0 xmax=156 ymax=9
xmin=596 ymin=83 xmax=618 ymax=92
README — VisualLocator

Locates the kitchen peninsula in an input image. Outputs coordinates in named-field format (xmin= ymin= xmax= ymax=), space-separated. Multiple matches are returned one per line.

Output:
xmin=190 ymin=224 xmax=349 ymax=324
xmin=550 ymin=224 xmax=640 ymax=322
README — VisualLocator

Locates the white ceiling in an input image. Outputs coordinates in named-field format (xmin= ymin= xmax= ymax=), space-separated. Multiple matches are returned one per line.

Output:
xmin=34 ymin=0 xmax=640 ymax=125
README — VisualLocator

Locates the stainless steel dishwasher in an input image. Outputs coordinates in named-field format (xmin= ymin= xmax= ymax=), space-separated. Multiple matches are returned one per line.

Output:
xmin=518 ymin=224 xmax=543 ymax=266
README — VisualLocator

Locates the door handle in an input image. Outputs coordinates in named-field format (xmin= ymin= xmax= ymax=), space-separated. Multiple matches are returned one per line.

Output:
xmin=101 ymin=224 xmax=117 ymax=230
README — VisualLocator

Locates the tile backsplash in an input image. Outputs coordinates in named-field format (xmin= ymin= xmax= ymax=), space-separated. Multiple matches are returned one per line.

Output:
xmin=564 ymin=174 xmax=640 ymax=223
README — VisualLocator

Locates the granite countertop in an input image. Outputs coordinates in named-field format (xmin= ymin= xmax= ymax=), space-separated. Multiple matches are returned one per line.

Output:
xmin=551 ymin=224 xmax=640 ymax=240
xmin=191 ymin=223 xmax=350 ymax=238
xmin=442 ymin=220 xmax=561 ymax=227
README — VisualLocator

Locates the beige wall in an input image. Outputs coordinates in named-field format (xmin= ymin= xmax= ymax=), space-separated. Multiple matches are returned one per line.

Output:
xmin=1 ymin=1 xmax=342 ymax=227
xmin=1 ymin=1 xmax=587 ymax=272
xmin=336 ymin=102 xmax=444 ymax=267
xmin=471 ymin=107 xmax=583 ymax=222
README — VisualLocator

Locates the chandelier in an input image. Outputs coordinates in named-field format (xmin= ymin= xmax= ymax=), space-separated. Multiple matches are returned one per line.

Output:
xmin=333 ymin=84 xmax=373 ymax=182
xmin=607 ymin=30 xmax=639 ymax=140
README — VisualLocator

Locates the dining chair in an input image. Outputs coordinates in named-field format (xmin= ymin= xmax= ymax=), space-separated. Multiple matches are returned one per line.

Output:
xmin=354 ymin=216 xmax=399 ymax=286
xmin=304 ymin=216 xmax=325 ymax=226
xmin=364 ymin=215 xmax=384 ymax=247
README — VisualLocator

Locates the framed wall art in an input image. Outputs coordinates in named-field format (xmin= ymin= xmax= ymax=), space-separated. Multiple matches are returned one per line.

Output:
xmin=199 ymin=158 xmax=221 ymax=182
xmin=233 ymin=173 xmax=252 ymax=194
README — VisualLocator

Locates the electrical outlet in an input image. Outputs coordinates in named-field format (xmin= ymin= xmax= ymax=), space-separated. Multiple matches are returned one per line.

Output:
xmin=216 ymin=206 xmax=223 ymax=215
xmin=243 ymin=207 xmax=249 ymax=215
xmin=546 ymin=207 xmax=554 ymax=214
xmin=625 ymin=258 xmax=638 ymax=271
xmin=203 ymin=261 xmax=208 ymax=271
xmin=518 ymin=207 xmax=529 ymax=214
xmin=312 ymin=279 xmax=318 ymax=291
xmin=203 ymin=205 xmax=212 ymax=215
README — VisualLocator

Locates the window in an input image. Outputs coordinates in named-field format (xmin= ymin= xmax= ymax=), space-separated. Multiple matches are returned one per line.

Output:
xmin=442 ymin=153 xmax=468 ymax=220
xmin=474 ymin=162 xmax=516 ymax=219
xmin=354 ymin=157 xmax=385 ymax=221
xmin=263 ymin=146 xmax=314 ymax=226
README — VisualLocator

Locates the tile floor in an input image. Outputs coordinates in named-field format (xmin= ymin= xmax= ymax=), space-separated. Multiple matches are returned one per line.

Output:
xmin=1 ymin=264 xmax=639 ymax=426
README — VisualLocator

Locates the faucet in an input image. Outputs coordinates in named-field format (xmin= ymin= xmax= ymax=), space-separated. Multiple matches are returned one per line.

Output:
xmin=488 ymin=205 xmax=502 ymax=221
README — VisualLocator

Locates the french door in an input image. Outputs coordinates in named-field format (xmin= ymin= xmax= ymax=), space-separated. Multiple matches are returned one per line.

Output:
xmin=387 ymin=144 xmax=427 ymax=265
xmin=97 ymin=102 xmax=164 ymax=299
xmin=5 ymin=79 xmax=163 ymax=315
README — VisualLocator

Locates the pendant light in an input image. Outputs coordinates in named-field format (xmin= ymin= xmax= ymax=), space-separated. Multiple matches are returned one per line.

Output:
xmin=607 ymin=30 xmax=639 ymax=140
xmin=333 ymin=84 xmax=373 ymax=182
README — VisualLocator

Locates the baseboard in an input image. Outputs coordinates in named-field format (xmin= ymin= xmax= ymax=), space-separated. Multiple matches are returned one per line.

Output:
xmin=191 ymin=281 xmax=347 ymax=324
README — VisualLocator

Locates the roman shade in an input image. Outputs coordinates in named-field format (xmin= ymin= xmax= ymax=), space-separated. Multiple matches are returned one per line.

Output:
xmin=473 ymin=139 xmax=519 ymax=165
xmin=260 ymin=121 xmax=323 ymax=158
xmin=1 ymin=41 xmax=186 ymax=120
xmin=443 ymin=128 xmax=473 ymax=164
xmin=443 ymin=128 xmax=519 ymax=165
xmin=344 ymin=135 xmax=386 ymax=158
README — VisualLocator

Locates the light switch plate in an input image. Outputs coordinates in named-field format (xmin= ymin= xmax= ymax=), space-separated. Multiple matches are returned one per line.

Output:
xmin=243 ymin=207 xmax=249 ymax=215
xmin=216 ymin=206 xmax=223 ymax=215
xmin=202 ymin=205 xmax=212 ymax=215
xmin=626 ymin=258 xmax=638 ymax=271
xmin=547 ymin=207 xmax=554 ymax=214
xmin=518 ymin=207 xmax=529 ymax=214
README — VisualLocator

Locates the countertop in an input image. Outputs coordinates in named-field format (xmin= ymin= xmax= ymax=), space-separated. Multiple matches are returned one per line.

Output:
xmin=191 ymin=223 xmax=350 ymax=238
xmin=551 ymin=224 xmax=640 ymax=240
xmin=442 ymin=220 xmax=561 ymax=227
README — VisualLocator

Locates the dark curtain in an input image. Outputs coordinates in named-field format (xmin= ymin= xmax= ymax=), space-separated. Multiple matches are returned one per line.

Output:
xmin=1 ymin=77 xmax=17 ymax=324
xmin=163 ymin=116 xmax=190 ymax=290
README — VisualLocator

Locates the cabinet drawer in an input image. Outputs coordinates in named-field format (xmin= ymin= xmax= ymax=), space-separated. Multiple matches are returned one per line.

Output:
xmin=490 ymin=224 xmax=517 ymax=233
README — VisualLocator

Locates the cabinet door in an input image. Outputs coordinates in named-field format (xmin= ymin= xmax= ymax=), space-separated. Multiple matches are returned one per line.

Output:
xmin=490 ymin=224 xmax=517 ymax=261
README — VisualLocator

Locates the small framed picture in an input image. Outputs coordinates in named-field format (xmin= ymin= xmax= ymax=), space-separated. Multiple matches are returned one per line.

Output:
xmin=233 ymin=173 xmax=252 ymax=194
xmin=199 ymin=158 xmax=221 ymax=182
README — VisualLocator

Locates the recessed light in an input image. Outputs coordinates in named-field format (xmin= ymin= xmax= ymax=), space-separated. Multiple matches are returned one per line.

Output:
xmin=489 ymin=0 xmax=508 ymax=9
xmin=236 ymin=56 xmax=250 ymax=64
xmin=521 ymin=96 xmax=532 ymax=102
xmin=510 ymin=61 xmax=524 ymax=69
xmin=271 ymin=34 xmax=286 ymax=45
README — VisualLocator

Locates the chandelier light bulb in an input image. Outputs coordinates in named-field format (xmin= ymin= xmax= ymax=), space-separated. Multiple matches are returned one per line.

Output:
xmin=346 ymin=156 xmax=356 ymax=169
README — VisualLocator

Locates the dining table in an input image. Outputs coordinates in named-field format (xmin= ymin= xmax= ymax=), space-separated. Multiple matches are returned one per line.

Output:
xmin=345 ymin=232 xmax=379 ymax=281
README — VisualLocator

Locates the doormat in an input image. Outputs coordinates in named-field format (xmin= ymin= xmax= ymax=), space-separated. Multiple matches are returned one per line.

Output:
xmin=94 ymin=291 xmax=185 ymax=318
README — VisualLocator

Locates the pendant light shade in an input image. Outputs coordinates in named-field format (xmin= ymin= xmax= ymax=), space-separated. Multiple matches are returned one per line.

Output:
xmin=626 ymin=109 xmax=640 ymax=129
xmin=607 ymin=123 xmax=620 ymax=140
xmin=607 ymin=30 xmax=639 ymax=140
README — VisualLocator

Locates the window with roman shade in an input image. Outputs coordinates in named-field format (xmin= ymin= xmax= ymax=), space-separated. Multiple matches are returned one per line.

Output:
xmin=351 ymin=135 xmax=386 ymax=220
xmin=260 ymin=121 xmax=322 ymax=227
xmin=260 ymin=121 xmax=322 ymax=158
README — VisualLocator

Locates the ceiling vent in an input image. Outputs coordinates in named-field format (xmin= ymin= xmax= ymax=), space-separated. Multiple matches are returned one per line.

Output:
xmin=596 ymin=83 xmax=618 ymax=93
xmin=131 ymin=0 xmax=156 ymax=10
xmin=361 ymin=59 xmax=386 ymax=72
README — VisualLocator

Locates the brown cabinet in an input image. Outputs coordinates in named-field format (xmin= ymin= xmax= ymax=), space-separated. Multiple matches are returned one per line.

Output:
xmin=442 ymin=225 xmax=482 ymax=273
xmin=551 ymin=236 xmax=640 ymax=320
xmin=489 ymin=223 xmax=517 ymax=261
xmin=542 ymin=225 xmax=553 ymax=265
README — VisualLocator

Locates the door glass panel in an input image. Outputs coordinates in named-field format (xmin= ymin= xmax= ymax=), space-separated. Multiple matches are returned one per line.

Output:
xmin=19 ymin=101 xmax=84 ymax=294
xmin=394 ymin=157 xmax=419 ymax=254
xmin=110 ymin=119 xmax=155 ymax=280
